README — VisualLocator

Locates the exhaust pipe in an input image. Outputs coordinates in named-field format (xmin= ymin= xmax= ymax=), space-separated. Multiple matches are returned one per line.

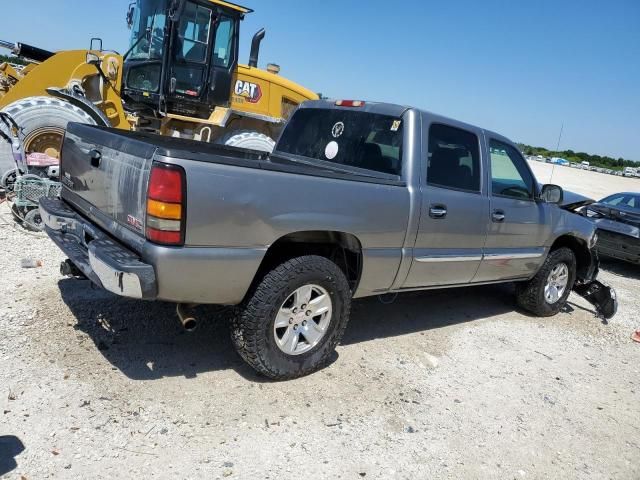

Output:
xmin=176 ymin=303 xmax=198 ymax=332
xmin=0 ymin=39 xmax=54 ymax=63
xmin=248 ymin=28 xmax=265 ymax=68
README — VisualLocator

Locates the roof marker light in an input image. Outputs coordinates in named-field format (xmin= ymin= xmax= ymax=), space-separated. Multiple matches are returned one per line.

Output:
xmin=335 ymin=100 xmax=365 ymax=107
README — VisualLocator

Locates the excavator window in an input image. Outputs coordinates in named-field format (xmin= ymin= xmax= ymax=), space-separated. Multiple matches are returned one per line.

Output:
xmin=213 ymin=16 xmax=235 ymax=68
xmin=128 ymin=0 xmax=168 ymax=60
xmin=177 ymin=2 xmax=212 ymax=63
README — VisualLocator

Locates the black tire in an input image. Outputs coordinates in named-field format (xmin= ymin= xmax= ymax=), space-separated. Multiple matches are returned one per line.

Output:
xmin=219 ymin=130 xmax=276 ymax=153
xmin=516 ymin=247 xmax=576 ymax=317
xmin=23 ymin=208 xmax=44 ymax=232
xmin=0 ymin=96 xmax=96 ymax=174
xmin=231 ymin=255 xmax=351 ymax=380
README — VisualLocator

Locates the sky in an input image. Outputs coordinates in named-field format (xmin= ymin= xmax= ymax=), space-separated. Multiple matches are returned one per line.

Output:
xmin=3 ymin=0 xmax=639 ymax=160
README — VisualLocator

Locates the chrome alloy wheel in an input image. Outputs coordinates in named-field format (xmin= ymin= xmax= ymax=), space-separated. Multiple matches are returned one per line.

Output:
xmin=273 ymin=284 xmax=332 ymax=356
xmin=544 ymin=263 xmax=569 ymax=304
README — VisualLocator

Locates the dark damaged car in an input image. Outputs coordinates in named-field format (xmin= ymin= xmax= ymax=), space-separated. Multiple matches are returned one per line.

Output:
xmin=584 ymin=192 xmax=640 ymax=265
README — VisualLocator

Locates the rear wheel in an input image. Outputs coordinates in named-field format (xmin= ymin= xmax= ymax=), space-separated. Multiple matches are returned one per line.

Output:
xmin=516 ymin=247 xmax=576 ymax=317
xmin=231 ymin=255 xmax=351 ymax=380
xmin=220 ymin=130 xmax=276 ymax=153
xmin=0 ymin=96 xmax=96 ymax=174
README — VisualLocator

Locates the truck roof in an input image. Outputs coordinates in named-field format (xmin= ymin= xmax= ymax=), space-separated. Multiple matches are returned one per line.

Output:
xmin=300 ymin=99 xmax=514 ymax=146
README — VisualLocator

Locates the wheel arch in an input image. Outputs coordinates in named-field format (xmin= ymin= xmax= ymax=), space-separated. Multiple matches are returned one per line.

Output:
xmin=250 ymin=230 xmax=364 ymax=297
xmin=46 ymin=87 xmax=110 ymax=127
xmin=549 ymin=234 xmax=592 ymax=279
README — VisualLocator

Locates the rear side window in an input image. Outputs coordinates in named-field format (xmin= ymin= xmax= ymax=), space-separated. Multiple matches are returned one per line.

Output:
xmin=277 ymin=109 xmax=403 ymax=176
xmin=427 ymin=124 xmax=481 ymax=192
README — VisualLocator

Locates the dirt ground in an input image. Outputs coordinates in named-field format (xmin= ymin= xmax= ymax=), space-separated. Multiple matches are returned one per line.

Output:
xmin=1 ymin=165 xmax=640 ymax=479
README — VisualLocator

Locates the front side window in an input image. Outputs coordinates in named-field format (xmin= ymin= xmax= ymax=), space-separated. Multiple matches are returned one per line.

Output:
xmin=277 ymin=109 xmax=403 ymax=176
xmin=427 ymin=124 xmax=481 ymax=192
xmin=490 ymin=139 xmax=535 ymax=200
xmin=177 ymin=2 xmax=212 ymax=63
xmin=128 ymin=0 xmax=168 ymax=60
xmin=213 ymin=16 xmax=235 ymax=68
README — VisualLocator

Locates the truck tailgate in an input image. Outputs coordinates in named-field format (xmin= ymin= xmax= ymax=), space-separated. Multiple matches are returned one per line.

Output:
xmin=60 ymin=122 xmax=156 ymax=237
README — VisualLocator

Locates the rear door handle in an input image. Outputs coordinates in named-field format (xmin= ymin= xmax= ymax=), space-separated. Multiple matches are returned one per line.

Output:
xmin=89 ymin=149 xmax=102 ymax=168
xmin=492 ymin=210 xmax=505 ymax=222
xmin=429 ymin=205 xmax=447 ymax=219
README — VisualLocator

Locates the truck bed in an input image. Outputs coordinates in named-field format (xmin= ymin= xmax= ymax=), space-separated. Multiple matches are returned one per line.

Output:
xmin=56 ymin=122 xmax=410 ymax=303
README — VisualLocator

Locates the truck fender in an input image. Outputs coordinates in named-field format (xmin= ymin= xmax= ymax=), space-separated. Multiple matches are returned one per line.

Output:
xmin=46 ymin=87 xmax=110 ymax=127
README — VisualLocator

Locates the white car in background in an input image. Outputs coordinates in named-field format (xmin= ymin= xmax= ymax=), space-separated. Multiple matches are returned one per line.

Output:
xmin=623 ymin=167 xmax=637 ymax=177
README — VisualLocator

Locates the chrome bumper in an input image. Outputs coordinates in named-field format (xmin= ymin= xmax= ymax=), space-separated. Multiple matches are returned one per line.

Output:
xmin=39 ymin=197 xmax=157 ymax=300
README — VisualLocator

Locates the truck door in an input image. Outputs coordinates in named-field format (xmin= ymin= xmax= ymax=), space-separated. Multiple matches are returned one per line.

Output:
xmin=402 ymin=121 xmax=490 ymax=288
xmin=473 ymin=137 xmax=550 ymax=282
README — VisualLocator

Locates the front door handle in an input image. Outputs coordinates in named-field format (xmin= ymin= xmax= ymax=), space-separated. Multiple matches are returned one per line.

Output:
xmin=429 ymin=205 xmax=447 ymax=219
xmin=492 ymin=210 xmax=506 ymax=222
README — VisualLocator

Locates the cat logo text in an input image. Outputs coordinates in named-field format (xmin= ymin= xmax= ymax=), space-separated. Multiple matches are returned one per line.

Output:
xmin=234 ymin=80 xmax=262 ymax=104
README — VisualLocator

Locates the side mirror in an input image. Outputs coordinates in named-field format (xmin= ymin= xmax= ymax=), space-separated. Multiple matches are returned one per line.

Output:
xmin=86 ymin=52 xmax=101 ymax=66
xmin=126 ymin=2 xmax=136 ymax=29
xmin=540 ymin=184 xmax=563 ymax=204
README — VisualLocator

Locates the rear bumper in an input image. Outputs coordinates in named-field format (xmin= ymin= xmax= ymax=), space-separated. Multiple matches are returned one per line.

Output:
xmin=39 ymin=197 xmax=266 ymax=304
xmin=40 ymin=198 xmax=157 ymax=299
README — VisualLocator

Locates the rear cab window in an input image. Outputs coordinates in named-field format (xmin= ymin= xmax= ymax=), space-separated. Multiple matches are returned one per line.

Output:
xmin=276 ymin=108 xmax=404 ymax=176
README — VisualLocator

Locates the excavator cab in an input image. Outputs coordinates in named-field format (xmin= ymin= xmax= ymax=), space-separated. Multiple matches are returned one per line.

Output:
xmin=123 ymin=0 xmax=250 ymax=118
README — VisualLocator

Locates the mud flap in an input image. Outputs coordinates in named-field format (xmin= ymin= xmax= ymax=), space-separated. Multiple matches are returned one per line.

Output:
xmin=573 ymin=280 xmax=618 ymax=320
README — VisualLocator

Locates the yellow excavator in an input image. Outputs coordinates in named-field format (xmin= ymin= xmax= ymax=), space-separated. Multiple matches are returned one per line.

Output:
xmin=0 ymin=0 xmax=318 ymax=177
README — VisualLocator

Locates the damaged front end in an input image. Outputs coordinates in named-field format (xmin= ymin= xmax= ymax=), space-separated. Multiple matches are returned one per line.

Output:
xmin=572 ymin=250 xmax=618 ymax=320
xmin=573 ymin=279 xmax=618 ymax=320
xmin=556 ymin=190 xmax=618 ymax=320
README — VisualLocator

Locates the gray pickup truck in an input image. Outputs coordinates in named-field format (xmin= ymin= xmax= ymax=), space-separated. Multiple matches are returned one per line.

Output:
xmin=40 ymin=99 xmax=616 ymax=379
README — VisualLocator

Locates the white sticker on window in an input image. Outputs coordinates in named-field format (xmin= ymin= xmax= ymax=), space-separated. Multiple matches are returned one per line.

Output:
xmin=325 ymin=141 xmax=339 ymax=160
xmin=391 ymin=120 xmax=402 ymax=132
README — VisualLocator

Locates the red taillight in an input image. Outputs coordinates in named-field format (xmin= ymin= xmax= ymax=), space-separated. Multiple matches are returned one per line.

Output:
xmin=148 ymin=165 xmax=183 ymax=203
xmin=335 ymin=100 xmax=365 ymax=107
xmin=146 ymin=163 xmax=186 ymax=246
xmin=146 ymin=228 xmax=182 ymax=245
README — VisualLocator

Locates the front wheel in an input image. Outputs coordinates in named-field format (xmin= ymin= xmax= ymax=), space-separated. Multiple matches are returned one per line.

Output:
xmin=231 ymin=255 xmax=352 ymax=380
xmin=516 ymin=247 xmax=576 ymax=317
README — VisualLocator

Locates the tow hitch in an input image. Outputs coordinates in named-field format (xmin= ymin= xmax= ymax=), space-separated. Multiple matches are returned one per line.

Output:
xmin=573 ymin=280 xmax=618 ymax=320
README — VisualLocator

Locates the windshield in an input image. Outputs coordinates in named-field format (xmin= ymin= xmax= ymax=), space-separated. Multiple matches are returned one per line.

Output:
xmin=128 ymin=0 xmax=168 ymax=60
xmin=277 ymin=108 xmax=404 ymax=176
xmin=601 ymin=193 xmax=640 ymax=210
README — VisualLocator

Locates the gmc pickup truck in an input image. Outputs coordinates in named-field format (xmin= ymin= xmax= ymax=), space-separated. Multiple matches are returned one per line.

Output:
xmin=40 ymin=100 xmax=617 ymax=379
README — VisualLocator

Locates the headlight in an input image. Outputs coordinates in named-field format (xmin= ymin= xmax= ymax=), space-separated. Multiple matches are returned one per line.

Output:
xmin=585 ymin=209 xmax=602 ymax=218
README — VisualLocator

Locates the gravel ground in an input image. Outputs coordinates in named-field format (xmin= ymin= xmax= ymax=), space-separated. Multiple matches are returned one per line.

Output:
xmin=1 ymin=197 xmax=639 ymax=479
